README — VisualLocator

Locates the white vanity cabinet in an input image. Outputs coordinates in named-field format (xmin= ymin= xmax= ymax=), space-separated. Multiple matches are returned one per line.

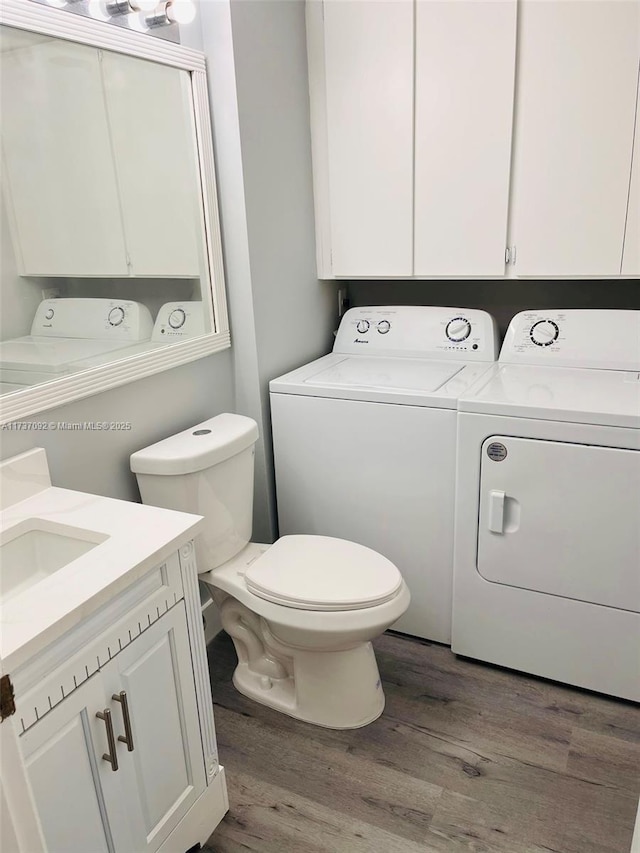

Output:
xmin=1 ymin=36 xmax=202 ymax=279
xmin=11 ymin=545 xmax=226 ymax=853
xmin=507 ymin=0 xmax=640 ymax=277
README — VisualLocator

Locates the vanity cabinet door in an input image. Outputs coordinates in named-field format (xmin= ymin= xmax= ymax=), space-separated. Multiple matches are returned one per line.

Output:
xmin=508 ymin=0 xmax=640 ymax=276
xmin=19 ymin=673 xmax=134 ymax=853
xmin=1 ymin=39 xmax=129 ymax=277
xmin=104 ymin=602 xmax=206 ymax=853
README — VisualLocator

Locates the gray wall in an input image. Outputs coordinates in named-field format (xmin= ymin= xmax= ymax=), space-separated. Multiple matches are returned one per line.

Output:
xmin=198 ymin=0 xmax=338 ymax=541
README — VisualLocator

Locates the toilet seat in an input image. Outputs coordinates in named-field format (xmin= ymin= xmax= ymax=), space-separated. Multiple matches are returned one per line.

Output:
xmin=244 ymin=535 xmax=403 ymax=611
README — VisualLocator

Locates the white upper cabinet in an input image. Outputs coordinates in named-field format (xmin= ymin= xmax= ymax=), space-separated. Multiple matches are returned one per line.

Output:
xmin=308 ymin=0 xmax=640 ymax=280
xmin=101 ymin=53 xmax=203 ymax=279
xmin=1 ymin=39 xmax=129 ymax=277
xmin=622 ymin=68 xmax=640 ymax=276
xmin=1 ymin=36 xmax=203 ymax=279
xmin=414 ymin=0 xmax=517 ymax=276
xmin=308 ymin=0 xmax=414 ymax=277
xmin=508 ymin=0 xmax=640 ymax=277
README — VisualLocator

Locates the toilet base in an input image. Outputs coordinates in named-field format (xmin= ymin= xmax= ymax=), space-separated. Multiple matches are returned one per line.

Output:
xmin=231 ymin=642 xmax=385 ymax=729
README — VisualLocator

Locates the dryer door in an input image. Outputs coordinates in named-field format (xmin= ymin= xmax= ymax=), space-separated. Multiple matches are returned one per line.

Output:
xmin=477 ymin=436 xmax=640 ymax=611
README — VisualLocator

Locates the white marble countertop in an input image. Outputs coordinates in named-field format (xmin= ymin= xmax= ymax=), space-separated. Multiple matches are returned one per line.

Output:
xmin=1 ymin=484 xmax=203 ymax=671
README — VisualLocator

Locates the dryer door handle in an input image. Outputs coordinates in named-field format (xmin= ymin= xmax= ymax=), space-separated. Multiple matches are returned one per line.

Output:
xmin=488 ymin=489 xmax=506 ymax=534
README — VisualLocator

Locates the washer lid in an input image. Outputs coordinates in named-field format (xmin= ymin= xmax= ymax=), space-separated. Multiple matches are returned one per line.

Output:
xmin=0 ymin=337 xmax=134 ymax=372
xmin=305 ymin=357 xmax=462 ymax=393
xmin=244 ymin=535 xmax=403 ymax=611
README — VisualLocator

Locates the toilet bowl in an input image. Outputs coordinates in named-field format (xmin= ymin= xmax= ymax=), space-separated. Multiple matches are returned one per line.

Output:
xmin=130 ymin=413 xmax=410 ymax=729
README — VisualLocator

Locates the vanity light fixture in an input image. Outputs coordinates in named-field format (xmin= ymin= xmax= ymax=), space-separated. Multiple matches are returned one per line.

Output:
xmin=87 ymin=0 xmax=193 ymax=25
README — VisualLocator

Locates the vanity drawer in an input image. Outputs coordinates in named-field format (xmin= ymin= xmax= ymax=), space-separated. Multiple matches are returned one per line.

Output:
xmin=12 ymin=550 xmax=184 ymax=733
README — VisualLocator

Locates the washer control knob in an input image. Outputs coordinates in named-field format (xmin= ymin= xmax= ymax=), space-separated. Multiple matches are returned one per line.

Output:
xmin=44 ymin=308 xmax=55 ymax=320
xmin=530 ymin=319 xmax=559 ymax=347
xmin=377 ymin=320 xmax=391 ymax=334
xmin=356 ymin=319 xmax=370 ymax=334
xmin=169 ymin=308 xmax=186 ymax=329
xmin=446 ymin=317 xmax=471 ymax=342
xmin=108 ymin=306 xmax=125 ymax=326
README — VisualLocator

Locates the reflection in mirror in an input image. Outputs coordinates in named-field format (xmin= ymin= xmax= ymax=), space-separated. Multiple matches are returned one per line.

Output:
xmin=0 ymin=25 xmax=212 ymax=397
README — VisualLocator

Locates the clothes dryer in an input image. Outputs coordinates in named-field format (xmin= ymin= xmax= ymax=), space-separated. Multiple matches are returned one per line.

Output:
xmin=269 ymin=306 xmax=498 ymax=643
xmin=453 ymin=309 xmax=640 ymax=701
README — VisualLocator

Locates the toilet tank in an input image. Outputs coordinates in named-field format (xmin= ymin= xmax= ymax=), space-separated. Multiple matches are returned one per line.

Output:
xmin=130 ymin=413 xmax=259 ymax=573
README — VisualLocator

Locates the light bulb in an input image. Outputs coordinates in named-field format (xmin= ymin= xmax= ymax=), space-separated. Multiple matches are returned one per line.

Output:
xmin=165 ymin=0 xmax=196 ymax=24
xmin=88 ymin=0 xmax=110 ymax=20
xmin=130 ymin=0 xmax=159 ymax=11
xmin=127 ymin=10 xmax=150 ymax=31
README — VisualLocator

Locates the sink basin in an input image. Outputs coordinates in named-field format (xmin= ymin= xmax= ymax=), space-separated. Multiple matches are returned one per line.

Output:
xmin=1 ymin=519 xmax=108 ymax=603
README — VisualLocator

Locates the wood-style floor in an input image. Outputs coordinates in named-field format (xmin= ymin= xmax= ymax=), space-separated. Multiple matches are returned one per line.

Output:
xmin=204 ymin=631 xmax=639 ymax=853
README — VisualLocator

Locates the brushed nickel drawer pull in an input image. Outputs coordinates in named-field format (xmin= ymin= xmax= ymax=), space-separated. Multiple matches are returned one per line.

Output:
xmin=96 ymin=709 xmax=118 ymax=771
xmin=112 ymin=691 xmax=135 ymax=752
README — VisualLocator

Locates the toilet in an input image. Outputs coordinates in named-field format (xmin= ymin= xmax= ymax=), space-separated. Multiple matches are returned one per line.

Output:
xmin=130 ymin=413 xmax=410 ymax=729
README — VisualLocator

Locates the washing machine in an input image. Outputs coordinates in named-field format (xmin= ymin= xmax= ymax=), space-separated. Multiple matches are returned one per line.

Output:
xmin=269 ymin=305 xmax=498 ymax=643
xmin=453 ymin=309 xmax=640 ymax=701
xmin=0 ymin=298 xmax=153 ymax=386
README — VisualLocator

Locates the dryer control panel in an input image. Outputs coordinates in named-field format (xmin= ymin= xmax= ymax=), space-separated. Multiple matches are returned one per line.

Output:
xmin=501 ymin=309 xmax=640 ymax=371
xmin=334 ymin=306 xmax=498 ymax=361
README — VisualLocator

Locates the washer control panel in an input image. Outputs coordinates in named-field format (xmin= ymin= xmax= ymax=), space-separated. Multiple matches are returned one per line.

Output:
xmin=501 ymin=310 xmax=640 ymax=371
xmin=334 ymin=306 xmax=498 ymax=360
xmin=31 ymin=298 xmax=153 ymax=342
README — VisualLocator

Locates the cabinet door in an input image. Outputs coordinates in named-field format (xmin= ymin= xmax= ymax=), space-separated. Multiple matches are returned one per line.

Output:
xmin=0 ymin=39 xmax=129 ymax=277
xmin=509 ymin=0 xmax=640 ymax=276
xmin=105 ymin=603 xmax=206 ymax=853
xmin=20 ymin=674 xmax=134 ymax=853
xmin=414 ymin=0 xmax=516 ymax=276
xmin=622 ymin=68 xmax=640 ymax=275
xmin=320 ymin=0 xmax=414 ymax=276
xmin=101 ymin=53 xmax=203 ymax=278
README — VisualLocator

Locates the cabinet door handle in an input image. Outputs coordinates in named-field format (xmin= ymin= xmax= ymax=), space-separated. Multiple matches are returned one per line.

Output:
xmin=96 ymin=709 xmax=118 ymax=771
xmin=112 ymin=691 xmax=135 ymax=752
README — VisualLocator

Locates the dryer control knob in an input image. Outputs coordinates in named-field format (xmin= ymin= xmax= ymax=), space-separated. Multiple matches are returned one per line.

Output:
xmin=356 ymin=319 xmax=370 ymax=334
xmin=108 ymin=306 xmax=125 ymax=326
xmin=530 ymin=319 xmax=559 ymax=347
xmin=446 ymin=317 xmax=471 ymax=342
xmin=377 ymin=320 xmax=391 ymax=334
xmin=169 ymin=308 xmax=186 ymax=329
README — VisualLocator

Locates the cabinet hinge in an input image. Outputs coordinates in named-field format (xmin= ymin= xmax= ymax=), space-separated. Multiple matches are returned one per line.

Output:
xmin=0 ymin=674 xmax=16 ymax=722
xmin=505 ymin=245 xmax=517 ymax=265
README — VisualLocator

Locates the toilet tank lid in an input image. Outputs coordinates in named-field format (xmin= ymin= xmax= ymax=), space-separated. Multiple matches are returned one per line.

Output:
xmin=130 ymin=413 xmax=259 ymax=476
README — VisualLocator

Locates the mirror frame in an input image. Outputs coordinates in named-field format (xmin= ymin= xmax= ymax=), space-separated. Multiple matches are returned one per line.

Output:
xmin=0 ymin=0 xmax=230 ymax=425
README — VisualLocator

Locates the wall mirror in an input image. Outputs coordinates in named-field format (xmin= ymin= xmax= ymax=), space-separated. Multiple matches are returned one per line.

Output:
xmin=0 ymin=0 xmax=229 ymax=425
